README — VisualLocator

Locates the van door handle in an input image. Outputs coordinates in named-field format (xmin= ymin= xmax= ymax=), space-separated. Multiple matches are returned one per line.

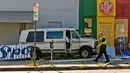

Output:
xmin=72 ymin=40 xmax=75 ymax=42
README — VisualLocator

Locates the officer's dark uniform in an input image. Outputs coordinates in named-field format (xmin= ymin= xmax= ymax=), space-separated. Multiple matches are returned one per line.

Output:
xmin=94 ymin=36 xmax=110 ymax=63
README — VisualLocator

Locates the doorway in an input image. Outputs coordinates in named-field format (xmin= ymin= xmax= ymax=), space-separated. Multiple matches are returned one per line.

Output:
xmin=98 ymin=24 xmax=113 ymax=46
xmin=115 ymin=19 xmax=129 ymax=55
xmin=66 ymin=30 xmax=71 ymax=52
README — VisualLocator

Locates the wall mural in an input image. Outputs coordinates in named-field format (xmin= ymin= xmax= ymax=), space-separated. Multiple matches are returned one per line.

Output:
xmin=0 ymin=44 xmax=32 ymax=60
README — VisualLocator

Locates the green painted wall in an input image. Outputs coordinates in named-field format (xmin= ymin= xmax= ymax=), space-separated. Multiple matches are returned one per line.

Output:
xmin=82 ymin=0 xmax=97 ymax=16
xmin=79 ymin=0 xmax=84 ymax=34
xmin=79 ymin=0 xmax=97 ymax=38
xmin=92 ymin=17 xmax=97 ymax=38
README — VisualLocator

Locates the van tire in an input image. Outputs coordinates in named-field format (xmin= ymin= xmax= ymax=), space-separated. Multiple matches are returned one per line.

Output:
xmin=31 ymin=47 xmax=41 ymax=60
xmin=79 ymin=46 xmax=92 ymax=58
xmin=36 ymin=48 xmax=41 ymax=60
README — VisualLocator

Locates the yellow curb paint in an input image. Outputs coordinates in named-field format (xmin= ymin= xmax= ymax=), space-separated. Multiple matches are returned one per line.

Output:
xmin=96 ymin=63 xmax=111 ymax=67
xmin=27 ymin=63 xmax=41 ymax=67
xmin=26 ymin=60 xmax=41 ymax=67
xmin=119 ymin=64 xmax=129 ymax=67
xmin=96 ymin=63 xmax=105 ymax=67
xmin=45 ymin=64 xmax=57 ymax=68
xmin=78 ymin=65 xmax=88 ymax=69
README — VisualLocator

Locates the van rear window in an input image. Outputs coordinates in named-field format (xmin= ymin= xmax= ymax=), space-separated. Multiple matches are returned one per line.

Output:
xmin=26 ymin=31 xmax=44 ymax=42
xmin=46 ymin=31 xmax=63 ymax=39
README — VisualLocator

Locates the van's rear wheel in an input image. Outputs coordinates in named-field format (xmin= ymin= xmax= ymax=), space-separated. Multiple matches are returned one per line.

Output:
xmin=80 ymin=48 xmax=91 ymax=58
xmin=31 ymin=47 xmax=41 ymax=60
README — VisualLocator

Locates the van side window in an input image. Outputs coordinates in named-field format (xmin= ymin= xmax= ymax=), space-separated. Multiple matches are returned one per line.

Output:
xmin=72 ymin=31 xmax=79 ymax=39
xmin=26 ymin=31 xmax=44 ymax=42
xmin=46 ymin=31 xmax=63 ymax=39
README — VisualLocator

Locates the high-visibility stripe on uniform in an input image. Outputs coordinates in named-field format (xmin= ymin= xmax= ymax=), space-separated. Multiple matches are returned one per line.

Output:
xmin=100 ymin=36 xmax=107 ymax=45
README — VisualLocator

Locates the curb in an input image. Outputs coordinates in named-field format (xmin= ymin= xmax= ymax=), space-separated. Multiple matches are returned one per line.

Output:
xmin=0 ymin=64 xmax=130 ymax=71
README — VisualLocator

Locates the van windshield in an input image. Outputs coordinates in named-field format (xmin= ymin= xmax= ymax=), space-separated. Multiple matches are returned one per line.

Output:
xmin=72 ymin=31 xmax=80 ymax=39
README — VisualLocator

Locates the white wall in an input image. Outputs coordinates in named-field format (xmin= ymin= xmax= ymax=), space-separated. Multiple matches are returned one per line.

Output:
xmin=0 ymin=0 xmax=79 ymax=44
xmin=0 ymin=0 xmax=79 ymax=28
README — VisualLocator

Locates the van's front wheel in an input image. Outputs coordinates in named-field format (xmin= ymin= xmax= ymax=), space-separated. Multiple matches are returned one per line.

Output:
xmin=79 ymin=48 xmax=91 ymax=58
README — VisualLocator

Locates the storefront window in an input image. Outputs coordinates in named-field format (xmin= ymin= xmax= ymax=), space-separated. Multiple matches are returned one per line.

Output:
xmin=84 ymin=18 xmax=92 ymax=37
xmin=115 ymin=19 xmax=129 ymax=55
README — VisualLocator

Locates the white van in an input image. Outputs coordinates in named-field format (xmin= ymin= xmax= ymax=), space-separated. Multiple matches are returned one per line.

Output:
xmin=19 ymin=28 xmax=97 ymax=59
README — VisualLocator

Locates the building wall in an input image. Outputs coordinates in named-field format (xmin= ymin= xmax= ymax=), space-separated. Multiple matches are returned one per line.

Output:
xmin=116 ymin=0 xmax=129 ymax=19
xmin=97 ymin=0 xmax=116 ymax=46
xmin=0 ymin=23 xmax=33 ymax=45
xmin=79 ymin=0 xmax=97 ymax=38
xmin=0 ymin=0 xmax=79 ymax=44
xmin=82 ymin=0 xmax=97 ymax=16
xmin=0 ymin=23 xmax=20 ymax=45
xmin=115 ymin=0 xmax=129 ymax=54
xmin=0 ymin=11 xmax=33 ymax=22
xmin=79 ymin=0 xmax=84 ymax=33
xmin=0 ymin=0 xmax=79 ymax=28
xmin=37 ymin=0 xmax=79 ymax=28
xmin=97 ymin=0 xmax=116 ymax=17
xmin=129 ymin=0 xmax=130 ymax=48
xmin=115 ymin=0 xmax=129 ymax=38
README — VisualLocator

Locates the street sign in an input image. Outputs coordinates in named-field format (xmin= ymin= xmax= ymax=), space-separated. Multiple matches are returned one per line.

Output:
xmin=33 ymin=15 xmax=39 ymax=21
xmin=33 ymin=2 xmax=39 ymax=21
xmin=33 ymin=2 xmax=39 ymax=66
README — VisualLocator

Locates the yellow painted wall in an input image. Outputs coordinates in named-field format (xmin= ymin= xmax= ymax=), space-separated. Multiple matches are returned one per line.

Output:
xmin=97 ymin=17 xmax=115 ymax=46
xmin=97 ymin=0 xmax=116 ymax=16
xmin=97 ymin=0 xmax=116 ymax=46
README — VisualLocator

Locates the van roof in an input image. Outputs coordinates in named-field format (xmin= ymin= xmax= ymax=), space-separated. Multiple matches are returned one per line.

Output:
xmin=22 ymin=28 xmax=77 ymax=31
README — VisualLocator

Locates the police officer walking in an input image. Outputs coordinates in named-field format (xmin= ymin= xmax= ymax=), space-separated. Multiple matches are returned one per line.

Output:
xmin=93 ymin=32 xmax=110 ymax=63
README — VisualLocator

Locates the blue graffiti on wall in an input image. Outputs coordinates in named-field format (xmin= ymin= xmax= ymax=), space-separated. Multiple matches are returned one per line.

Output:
xmin=0 ymin=44 xmax=32 ymax=60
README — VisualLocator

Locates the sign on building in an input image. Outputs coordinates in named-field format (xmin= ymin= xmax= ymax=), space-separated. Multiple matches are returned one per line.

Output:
xmin=100 ymin=0 xmax=113 ymax=15
xmin=97 ymin=0 xmax=116 ymax=16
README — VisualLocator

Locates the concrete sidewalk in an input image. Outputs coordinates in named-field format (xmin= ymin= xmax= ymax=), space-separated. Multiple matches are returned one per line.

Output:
xmin=0 ymin=56 xmax=130 ymax=71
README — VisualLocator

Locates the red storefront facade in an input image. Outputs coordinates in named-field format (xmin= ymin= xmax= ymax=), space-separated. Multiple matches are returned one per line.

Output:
xmin=115 ymin=0 xmax=129 ymax=54
xmin=116 ymin=0 xmax=129 ymax=19
xmin=129 ymin=0 xmax=130 ymax=49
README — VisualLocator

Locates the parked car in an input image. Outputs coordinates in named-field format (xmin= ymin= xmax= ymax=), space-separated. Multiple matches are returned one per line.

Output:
xmin=19 ymin=28 xmax=98 ymax=59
